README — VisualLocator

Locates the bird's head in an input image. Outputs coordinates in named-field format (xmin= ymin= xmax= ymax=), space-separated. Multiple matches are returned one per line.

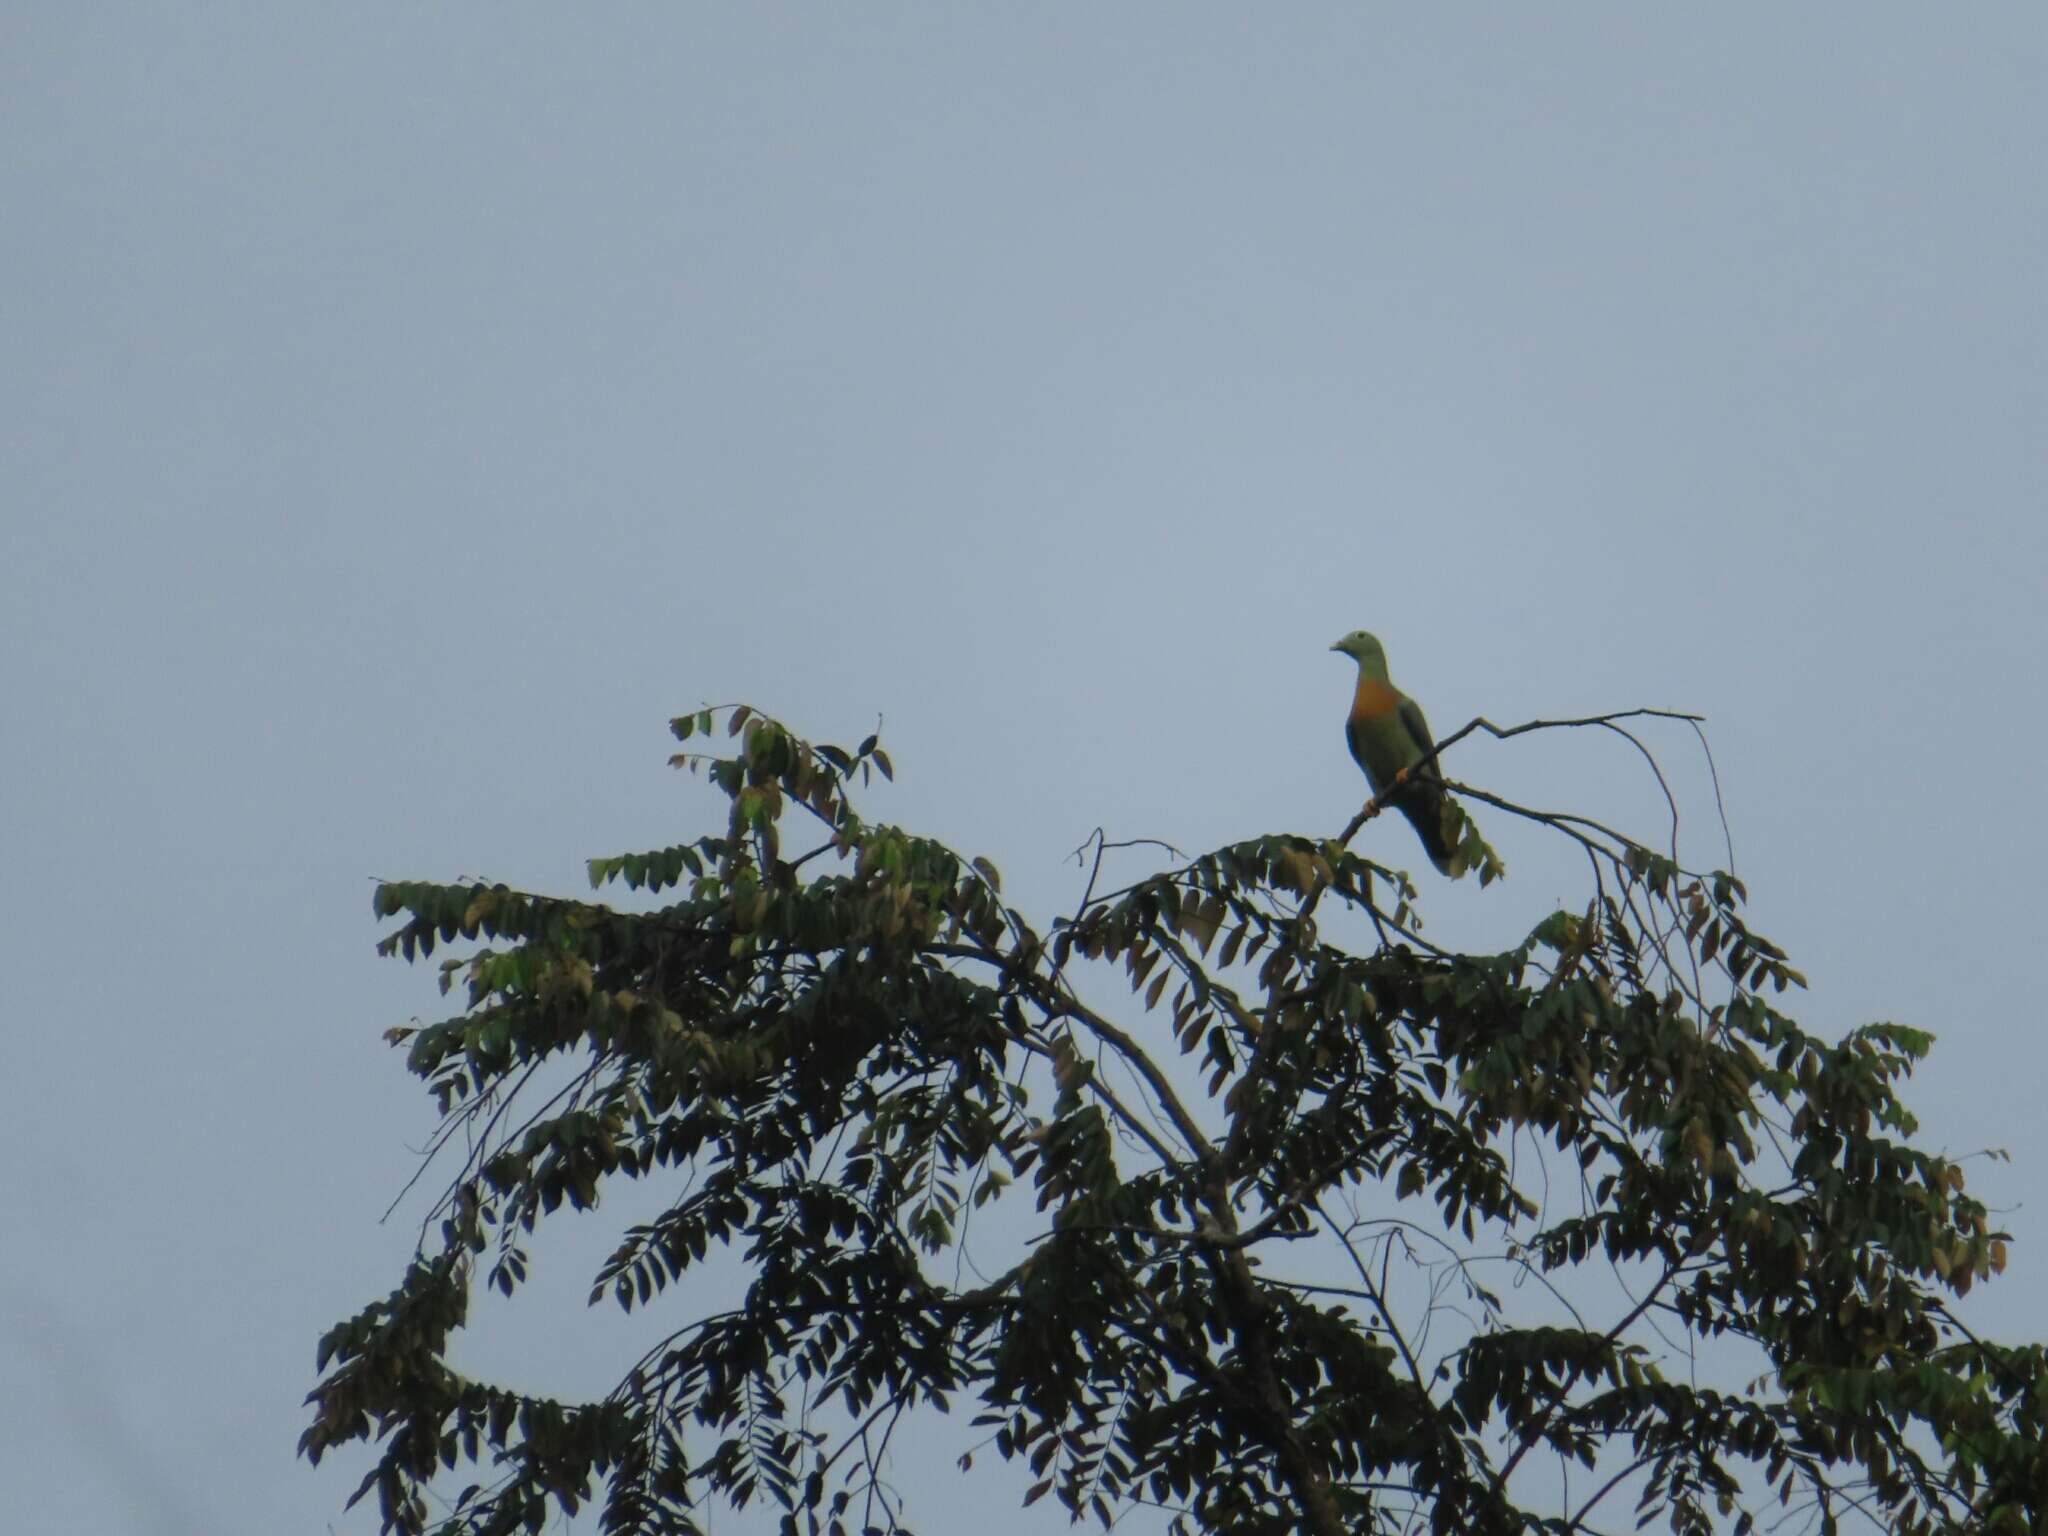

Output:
xmin=1330 ymin=629 xmax=1390 ymax=677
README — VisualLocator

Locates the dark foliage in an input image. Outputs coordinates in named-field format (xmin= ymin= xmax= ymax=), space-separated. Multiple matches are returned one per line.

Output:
xmin=305 ymin=706 xmax=2045 ymax=1535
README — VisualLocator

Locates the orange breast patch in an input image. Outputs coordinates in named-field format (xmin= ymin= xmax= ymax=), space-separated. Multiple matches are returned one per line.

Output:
xmin=1349 ymin=676 xmax=1402 ymax=722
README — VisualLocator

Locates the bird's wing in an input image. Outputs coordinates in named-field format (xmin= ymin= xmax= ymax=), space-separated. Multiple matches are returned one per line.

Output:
xmin=1396 ymin=694 xmax=1439 ymax=778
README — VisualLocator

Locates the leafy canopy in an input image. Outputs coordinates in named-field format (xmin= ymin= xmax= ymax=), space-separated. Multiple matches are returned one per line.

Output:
xmin=305 ymin=704 xmax=2046 ymax=1536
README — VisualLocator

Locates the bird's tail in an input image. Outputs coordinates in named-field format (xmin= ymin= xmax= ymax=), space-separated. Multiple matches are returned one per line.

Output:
xmin=1399 ymin=787 xmax=1469 ymax=880
xmin=1429 ymin=799 xmax=1470 ymax=880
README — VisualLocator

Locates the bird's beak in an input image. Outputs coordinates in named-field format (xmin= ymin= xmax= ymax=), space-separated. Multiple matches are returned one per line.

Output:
xmin=1328 ymin=641 xmax=1346 ymax=653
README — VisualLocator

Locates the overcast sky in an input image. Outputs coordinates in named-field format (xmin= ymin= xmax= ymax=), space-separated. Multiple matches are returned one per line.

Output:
xmin=5 ymin=7 xmax=2044 ymax=1532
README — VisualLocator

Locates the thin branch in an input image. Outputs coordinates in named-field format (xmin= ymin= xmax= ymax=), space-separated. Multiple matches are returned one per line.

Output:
xmin=1564 ymin=1453 xmax=1656 ymax=1533
xmin=1497 ymin=1243 xmax=1700 ymax=1484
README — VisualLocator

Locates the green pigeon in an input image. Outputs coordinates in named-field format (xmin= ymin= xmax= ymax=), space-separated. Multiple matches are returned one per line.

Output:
xmin=1331 ymin=630 xmax=1468 ymax=878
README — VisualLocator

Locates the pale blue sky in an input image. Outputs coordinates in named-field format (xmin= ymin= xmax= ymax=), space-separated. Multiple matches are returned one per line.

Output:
xmin=4 ymin=7 xmax=2044 ymax=1532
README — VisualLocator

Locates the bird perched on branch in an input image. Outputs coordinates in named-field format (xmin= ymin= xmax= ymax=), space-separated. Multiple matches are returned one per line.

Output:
xmin=1331 ymin=630 xmax=1468 ymax=878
